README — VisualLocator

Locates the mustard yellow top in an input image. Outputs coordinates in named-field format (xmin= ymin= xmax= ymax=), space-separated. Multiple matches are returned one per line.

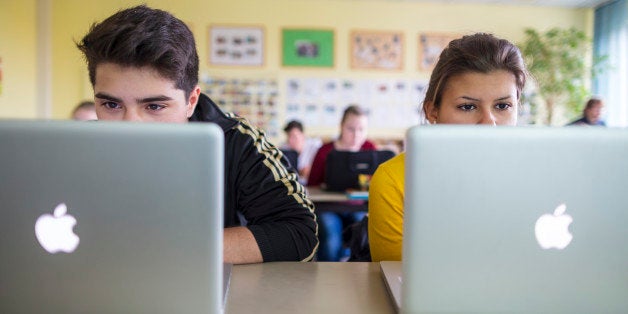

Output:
xmin=368 ymin=153 xmax=405 ymax=262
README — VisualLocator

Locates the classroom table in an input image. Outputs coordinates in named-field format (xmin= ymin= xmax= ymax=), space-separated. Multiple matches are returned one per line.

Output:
xmin=306 ymin=186 xmax=368 ymax=212
xmin=225 ymin=262 xmax=395 ymax=314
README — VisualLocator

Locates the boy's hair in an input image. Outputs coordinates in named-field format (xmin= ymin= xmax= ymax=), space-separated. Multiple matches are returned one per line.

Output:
xmin=284 ymin=120 xmax=304 ymax=133
xmin=423 ymin=33 xmax=527 ymax=110
xmin=77 ymin=5 xmax=199 ymax=97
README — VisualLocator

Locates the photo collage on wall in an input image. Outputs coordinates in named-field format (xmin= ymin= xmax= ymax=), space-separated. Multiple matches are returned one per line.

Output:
xmin=350 ymin=31 xmax=404 ymax=70
xmin=209 ymin=25 xmax=264 ymax=66
xmin=201 ymin=77 xmax=280 ymax=138
xmin=285 ymin=78 xmax=428 ymax=129
xmin=203 ymin=26 xmax=456 ymax=138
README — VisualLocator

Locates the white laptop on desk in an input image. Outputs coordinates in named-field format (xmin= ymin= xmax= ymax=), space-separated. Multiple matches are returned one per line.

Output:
xmin=381 ymin=125 xmax=628 ymax=314
xmin=0 ymin=120 xmax=228 ymax=314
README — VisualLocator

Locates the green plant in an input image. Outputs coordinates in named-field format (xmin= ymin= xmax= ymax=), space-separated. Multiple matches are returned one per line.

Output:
xmin=520 ymin=27 xmax=601 ymax=125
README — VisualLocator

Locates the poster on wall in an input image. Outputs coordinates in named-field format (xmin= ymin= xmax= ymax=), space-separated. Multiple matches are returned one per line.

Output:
xmin=418 ymin=33 xmax=459 ymax=71
xmin=285 ymin=77 xmax=427 ymax=129
xmin=209 ymin=25 xmax=264 ymax=66
xmin=350 ymin=30 xmax=403 ymax=70
xmin=200 ymin=76 xmax=279 ymax=138
xmin=282 ymin=28 xmax=334 ymax=67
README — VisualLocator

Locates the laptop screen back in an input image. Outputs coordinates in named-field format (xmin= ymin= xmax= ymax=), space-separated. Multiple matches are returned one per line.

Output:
xmin=402 ymin=126 xmax=628 ymax=313
xmin=324 ymin=150 xmax=395 ymax=191
xmin=0 ymin=120 xmax=224 ymax=314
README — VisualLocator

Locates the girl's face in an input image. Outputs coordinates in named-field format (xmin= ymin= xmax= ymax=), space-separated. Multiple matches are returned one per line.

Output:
xmin=339 ymin=114 xmax=368 ymax=151
xmin=425 ymin=70 xmax=518 ymax=126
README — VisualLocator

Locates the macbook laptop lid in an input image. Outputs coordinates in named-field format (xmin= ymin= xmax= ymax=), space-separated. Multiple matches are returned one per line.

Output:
xmin=0 ymin=120 xmax=225 ymax=314
xmin=396 ymin=126 xmax=628 ymax=313
xmin=380 ymin=261 xmax=402 ymax=313
xmin=324 ymin=150 xmax=395 ymax=192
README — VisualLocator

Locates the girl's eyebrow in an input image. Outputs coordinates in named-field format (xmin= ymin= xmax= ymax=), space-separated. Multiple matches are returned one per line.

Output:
xmin=457 ymin=95 xmax=512 ymax=101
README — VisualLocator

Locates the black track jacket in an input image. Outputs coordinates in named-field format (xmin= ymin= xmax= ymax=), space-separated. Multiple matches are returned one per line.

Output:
xmin=190 ymin=93 xmax=318 ymax=262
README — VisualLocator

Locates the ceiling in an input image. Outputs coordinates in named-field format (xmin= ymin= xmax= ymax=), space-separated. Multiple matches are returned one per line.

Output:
xmin=350 ymin=0 xmax=610 ymax=8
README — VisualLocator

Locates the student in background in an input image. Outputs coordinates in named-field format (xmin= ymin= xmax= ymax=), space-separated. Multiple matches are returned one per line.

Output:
xmin=369 ymin=33 xmax=528 ymax=262
xmin=71 ymin=100 xmax=97 ymax=121
xmin=77 ymin=5 xmax=317 ymax=264
xmin=281 ymin=120 xmax=322 ymax=185
xmin=566 ymin=98 xmax=606 ymax=126
xmin=308 ymin=106 xmax=376 ymax=186
xmin=308 ymin=105 xmax=376 ymax=261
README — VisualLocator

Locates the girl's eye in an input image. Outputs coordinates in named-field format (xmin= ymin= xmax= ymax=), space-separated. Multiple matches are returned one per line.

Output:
xmin=458 ymin=104 xmax=476 ymax=111
xmin=496 ymin=103 xmax=512 ymax=110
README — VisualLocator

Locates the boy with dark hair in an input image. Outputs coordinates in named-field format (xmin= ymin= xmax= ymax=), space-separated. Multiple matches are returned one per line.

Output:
xmin=281 ymin=120 xmax=322 ymax=185
xmin=77 ymin=5 xmax=317 ymax=264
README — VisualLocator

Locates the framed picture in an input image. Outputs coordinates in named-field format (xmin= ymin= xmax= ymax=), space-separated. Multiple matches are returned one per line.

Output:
xmin=418 ymin=33 xmax=459 ymax=71
xmin=209 ymin=25 xmax=264 ymax=66
xmin=282 ymin=28 xmax=334 ymax=67
xmin=350 ymin=30 xmax=403 ymax=70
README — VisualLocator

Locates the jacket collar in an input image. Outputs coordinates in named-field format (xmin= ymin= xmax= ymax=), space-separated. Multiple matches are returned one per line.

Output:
xmin=188 ymin=93 xmax=238 ymax=131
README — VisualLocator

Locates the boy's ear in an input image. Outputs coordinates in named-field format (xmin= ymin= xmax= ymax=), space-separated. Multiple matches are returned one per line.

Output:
xmin=424 ymin=101 xmax=438 ymax=124
xmin=186 ymin=86 xmax=201 ymax=118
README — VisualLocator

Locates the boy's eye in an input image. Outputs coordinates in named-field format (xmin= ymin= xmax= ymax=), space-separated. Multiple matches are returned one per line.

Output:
xmin=103 ymin=102 xmax=120 ymax=109
xmin=147 ymin=104 xmax=165 ymax=111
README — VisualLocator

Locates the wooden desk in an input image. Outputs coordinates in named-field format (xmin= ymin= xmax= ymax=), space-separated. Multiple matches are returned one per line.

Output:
xmin=225 ymin=262 xmax=395 ymax=314
xmin=306 ymin=186 xmax=368 ymax=212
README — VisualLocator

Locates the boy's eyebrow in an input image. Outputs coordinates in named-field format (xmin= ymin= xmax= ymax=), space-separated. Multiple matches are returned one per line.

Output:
xmin=139 ymin=95 xmax=173 ymax=103
xmin=94 ymin=93 xmax=174 ymax=104
xmin=95 ymin=92 xmax=122 ymax=103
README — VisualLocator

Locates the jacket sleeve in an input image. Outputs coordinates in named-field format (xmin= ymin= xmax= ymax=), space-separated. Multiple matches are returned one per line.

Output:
xmin=227 ymin=122 xmax=318 ymax=262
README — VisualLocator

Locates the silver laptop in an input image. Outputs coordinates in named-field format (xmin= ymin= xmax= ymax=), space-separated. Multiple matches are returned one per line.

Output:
xmin=0 ymin=120 xmax=227 ymax=314
xmin=382 ymin=125 xmax=628 ymax=313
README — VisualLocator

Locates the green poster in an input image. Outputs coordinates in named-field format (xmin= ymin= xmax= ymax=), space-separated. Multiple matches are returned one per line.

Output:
xmin=282 ymin=29 xmax=334 ymax=67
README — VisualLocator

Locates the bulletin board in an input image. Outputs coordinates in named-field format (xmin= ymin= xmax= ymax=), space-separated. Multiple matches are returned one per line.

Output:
xmin=209 ymin=25 xmax=265 ymax=66
xmin=350 ymin=30 xmax=404 ymax=70
xmin=282 ymin=29 xmax=335 ymax=67
xmin=201 ymin=77 xmax=279 ymax=137
xmin=418 ymin=33 xmax=459 ymax=71
xmin=284 ymin=77 xmax=427 ymax=129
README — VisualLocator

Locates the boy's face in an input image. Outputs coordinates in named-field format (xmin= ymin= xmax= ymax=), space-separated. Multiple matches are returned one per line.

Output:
xmin=93 ymin=63 xmax=199 ymax=123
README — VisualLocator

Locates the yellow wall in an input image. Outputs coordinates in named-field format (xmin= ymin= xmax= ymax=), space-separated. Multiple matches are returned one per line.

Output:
xmin=2 ymin=0 xmax=592 ymax=135
xmin=0 ymin=0 xmax=38 ymax=118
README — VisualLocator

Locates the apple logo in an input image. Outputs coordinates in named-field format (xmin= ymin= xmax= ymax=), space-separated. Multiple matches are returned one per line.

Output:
xmin=534 ymin=203 xmax=573 ymax=250
xmin=35 ymin=203 xmax=80 ymax=254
